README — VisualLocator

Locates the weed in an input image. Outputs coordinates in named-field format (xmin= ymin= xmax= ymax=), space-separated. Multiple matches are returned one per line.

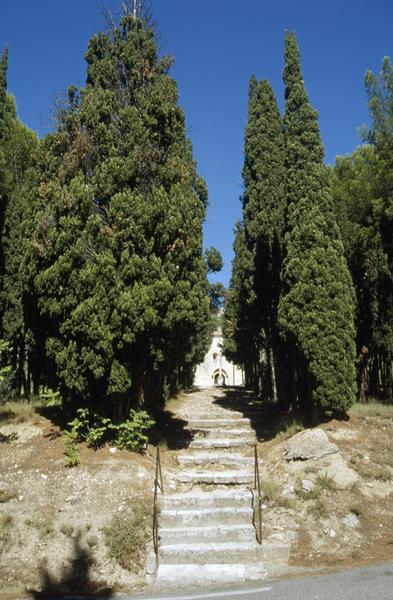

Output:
xmin=349 ymin=502 xmax=363 ymax=516
xmin=316 ymin=474 xmax=336 ymax=492
xmin=102 ymin=500 xmax=152 ymax=571
xmin=86 ymin=534 xmax=98 ymax=548
xmin=275 ymin=419 xmax=304 ymax=442
xmin=374 ymin=466 xmax=392 ymax=481
xmin=60 ymin=523 xmax=74 ymax=537
xmin=0 ymin=489 xmax=16 ymax=503
xmin=260 ymin=479 xmax=295 ymax=508
xmin=0 ymin=513 xmax=13 ymax=529
xmin=308 ymin=498 xmax=328 ymax=519
xmin=351 ymin=457 xmax=392 ymax=481
xmin=64 ymin=430 xmax=79 ymax=467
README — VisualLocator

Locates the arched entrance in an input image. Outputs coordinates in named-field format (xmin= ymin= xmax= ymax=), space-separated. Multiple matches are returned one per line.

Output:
xmin=213 ymin=369 xmax=228 ymax=386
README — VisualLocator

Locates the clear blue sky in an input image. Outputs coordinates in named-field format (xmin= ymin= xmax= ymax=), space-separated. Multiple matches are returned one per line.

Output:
xmin=1 ymin=0 xmax=393 ymax=286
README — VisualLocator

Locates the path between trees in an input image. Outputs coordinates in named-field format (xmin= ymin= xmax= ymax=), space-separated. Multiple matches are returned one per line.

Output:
xmin=153 ymin=388 xmax=289 ymax=588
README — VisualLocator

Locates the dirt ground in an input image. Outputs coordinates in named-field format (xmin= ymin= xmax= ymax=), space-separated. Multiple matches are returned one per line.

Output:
xmin=0 ymin=390 xmax=393 ymax=597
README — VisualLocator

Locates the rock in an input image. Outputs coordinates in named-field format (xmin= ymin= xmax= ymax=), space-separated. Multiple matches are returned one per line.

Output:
xmin=285 ymin=429 xmax=338 ymax=461
xmin=301 ymin=479 xmax=315 ymax=493
xmin=109 ymin=447 xmax=117 ymax=454
xmin=282 ymin=484 xmax=295 ymax=497
xmin=344 ymin=513 xmax=360 ymax=528
xmin=323 ymin=454 xmax=359 ymax=490
xmin=329 ymin=529 xmax=337 ymax=538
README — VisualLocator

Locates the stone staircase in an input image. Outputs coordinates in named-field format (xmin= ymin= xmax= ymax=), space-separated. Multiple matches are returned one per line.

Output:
xmin=154 ymin=388 xmax=267 ymax=587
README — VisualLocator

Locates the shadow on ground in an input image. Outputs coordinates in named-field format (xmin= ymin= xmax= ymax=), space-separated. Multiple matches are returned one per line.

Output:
xmin=31 ymin=531 xmax=113 ymax=598
xmin=212 ymin=386 xmax=307 ymax=442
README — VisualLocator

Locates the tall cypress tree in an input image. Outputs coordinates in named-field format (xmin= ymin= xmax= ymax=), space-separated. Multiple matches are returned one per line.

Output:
xmin=242 ymin=76 xmax=285 ymax=398
xmin=224 ymin=75 xmax=285 ymax=395
xmin=278 ymin=33 xmax=356 ymax=418
xmin=31 ymin=12 xmax=210 ymax=412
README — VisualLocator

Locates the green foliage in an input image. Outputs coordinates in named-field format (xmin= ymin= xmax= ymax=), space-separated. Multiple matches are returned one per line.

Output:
xmin=67 ymin=407 xmax=154 ymax=452
xmin=205 ymin=246 xmax=223 ymax=274
xmin=29 ymin=12 xmax=210 ymax=408
xmin=278 ymin=32 xmax=356 ymax=416
xmin=224 ymin=75 xmax=285 ymax=394
xmin=64 ymin=430 xmax=79 ymax=467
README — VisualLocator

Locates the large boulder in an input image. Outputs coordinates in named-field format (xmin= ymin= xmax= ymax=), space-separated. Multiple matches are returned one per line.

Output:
xmin=285 ymin=428 xmax=338 ymax=461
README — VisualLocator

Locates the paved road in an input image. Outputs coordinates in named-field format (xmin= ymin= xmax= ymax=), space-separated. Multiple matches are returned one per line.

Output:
xmin=127 ymin=562 xmax=393 ymax=600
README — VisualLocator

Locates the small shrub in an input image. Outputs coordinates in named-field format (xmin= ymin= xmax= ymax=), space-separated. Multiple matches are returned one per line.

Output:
xmin=64 ymin=430 xmax=79 ymax=467
xmin=40 ymin=388 xmax=62 ymax=407
xmin=102 ymin=501 xmax=152 ymax=571
xmin=114 ymin=410 xmax=155 ymax=452
xmin=66 ymin=408 xmax=155 ymax=454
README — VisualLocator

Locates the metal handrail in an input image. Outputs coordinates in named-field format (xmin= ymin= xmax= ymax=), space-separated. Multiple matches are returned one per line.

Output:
xmin=252 ymin=445 xmax=262 ymax=544
xmin=152 ymin=446 xmax=164 ymax=556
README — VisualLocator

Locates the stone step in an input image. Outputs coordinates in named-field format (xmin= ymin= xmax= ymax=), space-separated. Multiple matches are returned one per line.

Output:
xmin=186 ymin=417 xmax=251 ymax=428
xmin=159 ymin=524 xmax=256 ymax=544
xmin=191 ymin=428 xmax=256 ymax=440
xmin=160 ymin=506 xmax=253 ymax=527
xmin=189 ymin=438 xmax=256 ymax=449
xmin=155 ymin=562 xmax=267 ymax=586
xmin=159 ymin=541 xmax=263 ymax=564
xmin=177 ymin=452 xmax=254 ymax=468
xmin=177 ymin=469 xmax=253 ymax=485
xmin=162 ymin=490 xmax=252 ymax=510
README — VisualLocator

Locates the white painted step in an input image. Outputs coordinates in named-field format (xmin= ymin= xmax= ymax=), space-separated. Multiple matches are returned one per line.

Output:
xmin=155 ymin=562 xmax=267 ymax=585
xmin=177 ymin=452 xmax=254 ymax=468
xmin=189 ymin=438 xmax=256 ymax=449
xmin=160 ymin=541 xmax=263 ymax=564
xmin=162 ymin=489 xmax=252 ymax=509
xmin=177 ymin=469 xmax=253 ymax=485
xmin=160 ymin=506 xmax=252 ymax=527
xmin=159 ymin=524 xmax=256 ymax=544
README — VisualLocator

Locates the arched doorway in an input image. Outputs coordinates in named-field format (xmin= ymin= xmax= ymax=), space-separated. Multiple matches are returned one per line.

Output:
xmin=213 ymin=369 xmax=228 ymax=386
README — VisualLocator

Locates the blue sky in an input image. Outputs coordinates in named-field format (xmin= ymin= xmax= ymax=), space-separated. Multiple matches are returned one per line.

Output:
xmin=1 ymin=0 xmax=393 ymax=286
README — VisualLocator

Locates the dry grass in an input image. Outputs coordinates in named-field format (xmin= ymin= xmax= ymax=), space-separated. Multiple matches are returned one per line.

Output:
xmin=102 ymin=499 xmax=152 ymax=572
xmin=274 ymin=419 xmax=304 ymax=442
xmin=261 ymin=479 xmax=295 ymax=508
xmin=0 ymin=399 xmax=43 ymax=424
xmin=350 ymin=402 xmax=393 ymax=419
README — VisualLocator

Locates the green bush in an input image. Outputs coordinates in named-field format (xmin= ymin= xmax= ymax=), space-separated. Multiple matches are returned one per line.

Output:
xmin=66 ymin=408 xmax=154 ymax=454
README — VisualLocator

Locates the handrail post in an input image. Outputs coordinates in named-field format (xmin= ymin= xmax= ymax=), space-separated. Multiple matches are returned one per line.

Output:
xmin=153 ymin=445 xmax=164 ymax=557
xmin=253 ymin=444 xmax=262 ymax=545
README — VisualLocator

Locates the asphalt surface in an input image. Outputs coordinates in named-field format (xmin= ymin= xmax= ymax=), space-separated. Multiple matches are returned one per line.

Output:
xmin=126 ymin=562 xmax=393 ymax=600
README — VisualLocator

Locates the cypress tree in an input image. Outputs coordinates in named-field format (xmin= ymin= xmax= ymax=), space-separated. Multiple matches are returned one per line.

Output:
xmin=242 ymin=76 xmax=285 ymax=398
xmin=224 ymin=75 xmax=285 ymax=395
xmin=278 ymin=33 xmax=356 ymax=418
xmin=31 ymin=12 xmax=210 ymax=412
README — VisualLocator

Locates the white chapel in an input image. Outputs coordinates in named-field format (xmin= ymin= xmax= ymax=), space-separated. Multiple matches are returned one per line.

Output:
xmin=193 ymin=322 xmax=243 ymax=388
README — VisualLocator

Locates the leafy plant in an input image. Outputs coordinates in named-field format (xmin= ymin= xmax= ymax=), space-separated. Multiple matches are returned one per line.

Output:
xmin=65 ymin=408 xmax=155 ymax=455
xmin=64 ymin=430 xmax=79 ymax=467
xmin=114 ymin=410 xmax=155 ymax=452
